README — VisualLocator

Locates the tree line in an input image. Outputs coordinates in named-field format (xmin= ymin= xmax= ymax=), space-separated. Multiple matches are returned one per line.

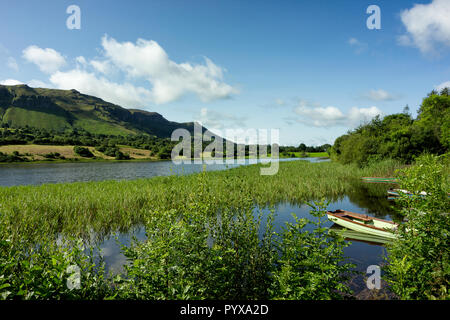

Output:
xmin=0 ymin=124 xmax=330 ymax=161
xmin=330 ymin=88 xmax=449 ymax=166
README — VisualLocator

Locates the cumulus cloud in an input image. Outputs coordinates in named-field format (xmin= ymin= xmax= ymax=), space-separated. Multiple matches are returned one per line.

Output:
xmin=22 ymin=45 xmax=66 ymax=73
xmin=50 ymin=69 xmax=152 ymax=108
xmin=436 ymin=81 xmax=450 ymax=91
xmin=398 ymin=0 xmax=450 ymax=54
xmin=89 ymin=59 xmax=113 ymax=75
xmin=17 ymin=36 xmax=237 ymax=108
xmin=293 ymin=100 xmax=381 ymax=127
xmin=363 ymin=89 xmax=398 ymax=102
xmin=28 ymin=79 xmax=52 ymax=88
xmin=0 ymin=79 xmax=24 ymax=85
xmin=198 ymin=107 xmax=247 ymax=130
xmin=100 ymin=36 xmax=238 ymax=104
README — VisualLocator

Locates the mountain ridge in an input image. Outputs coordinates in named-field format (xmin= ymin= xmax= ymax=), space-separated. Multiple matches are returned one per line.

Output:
xmin=0 ymin=84 xmax=201 ymax=138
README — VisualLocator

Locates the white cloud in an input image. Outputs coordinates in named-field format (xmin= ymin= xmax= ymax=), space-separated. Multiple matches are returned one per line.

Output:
xmin=28 ymin=79 xmax=51 ymax=88
xmin=90 ymin=59 xmax=113 ymax=75
xmin=436 ymin=81 xmax=450 ymax=91
xmin=347 ymin=106 xmax=381 ymax=123
xmin=363 ymin=89 xmax=397 ymax=101
xmin=100 ymin=36 xmax=238 ymax=104
xmin=198 ymin=107 xmax=247 ymax=130
xmin=17 ymin=36 xmax=237 ymax=107
xmin=7 ymin=57 xmax=18 ymax=71
xmin=50 ymin=69 xmax=152 ymax=108
xmin=22 ymin=45 xmax=66 ymax=73
xmin=399 ymin=0 xmax=450 ymax=54
xmin=0 ymin=79 xmax=24 ymax=85
xmin=75 ymin=56 xmax=87 ymax=66
xmin=293 ymin=100 xmax=382 ymax=127
xmin=348 ymin=37 xmax=368 ymax=54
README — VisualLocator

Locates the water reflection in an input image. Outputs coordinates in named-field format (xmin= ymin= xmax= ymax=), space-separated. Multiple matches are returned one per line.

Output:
xmin=1 ymin=157 xmax=396 ymax=296
xmin=0 ymin=157 xmax=327 ymax=186
xmin=98 ymin=181 xmax=399 ymax=279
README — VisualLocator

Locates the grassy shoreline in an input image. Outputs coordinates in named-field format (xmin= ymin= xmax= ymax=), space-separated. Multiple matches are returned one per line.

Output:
xmin=0 ymin=159 xmax=400 ymax=241
xmin=0 ymin=158 xmax=405 ymax=300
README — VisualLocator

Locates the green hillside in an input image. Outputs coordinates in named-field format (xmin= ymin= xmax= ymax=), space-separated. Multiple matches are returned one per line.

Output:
xmin=0 ymin=84 xmax=199 ymax=138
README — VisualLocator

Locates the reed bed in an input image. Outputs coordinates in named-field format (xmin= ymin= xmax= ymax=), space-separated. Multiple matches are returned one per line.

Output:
xmin=0 ymin=159 xmax=400 ymax=241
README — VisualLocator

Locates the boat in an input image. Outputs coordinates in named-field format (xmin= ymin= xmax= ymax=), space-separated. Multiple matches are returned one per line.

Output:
xmin=361 ymin=177 xmax=398 ymax=184
xmin=329 ymin=224 xmax=392 ymax=245
xmin=326 ymin=210 xmax=398 ymax=239
xmin=387 ymin=188 xmax=427 ymax=197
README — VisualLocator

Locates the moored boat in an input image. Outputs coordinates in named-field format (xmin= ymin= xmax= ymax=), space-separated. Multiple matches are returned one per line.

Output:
xmin=361 ymin=177 xmax=399 ymax=184
xmin=329 ymin=224 xmax=392 ymax=245
xmin=387 ymin=188 xmax=427 ymax=197
xmin=326 ymin=210 xmax=398 ymax=239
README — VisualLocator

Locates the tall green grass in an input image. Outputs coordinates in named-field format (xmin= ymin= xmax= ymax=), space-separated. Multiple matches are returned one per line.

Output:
xmin=0 ymin=159 xmax=403 ymax=300
xmin=0 ymin=159 xmax=401 ymax=241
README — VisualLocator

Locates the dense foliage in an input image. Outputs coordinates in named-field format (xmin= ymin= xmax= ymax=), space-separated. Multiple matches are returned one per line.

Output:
xmin=0 ymin=160 xmax=399 ymax=240
xmin=73 ymin=146 xmax=94 ymax=158
xmin=330 ymin=88 xmax=449 ymax=166
xmin=0 ymin=151 xmax=29 ymax=162
xmin=384 ymin=154 xmax=450 ymax=299
xmin=0 ymin=168 xmax=358 ymax=300
xmin=0 ymin=125 xmax=175 ymax=158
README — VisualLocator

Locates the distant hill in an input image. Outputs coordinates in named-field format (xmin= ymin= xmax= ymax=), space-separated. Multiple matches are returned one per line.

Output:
xmin=0 ymin=84 xmax=202 ymax=138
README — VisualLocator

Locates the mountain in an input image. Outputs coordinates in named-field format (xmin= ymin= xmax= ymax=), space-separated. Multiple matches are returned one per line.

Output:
xmin=0 ymin=84 xmax=201 ymax=138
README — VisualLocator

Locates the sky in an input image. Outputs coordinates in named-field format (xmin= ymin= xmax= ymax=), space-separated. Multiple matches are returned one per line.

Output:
xmin=1 ymin=0 xmax=450 ymax=146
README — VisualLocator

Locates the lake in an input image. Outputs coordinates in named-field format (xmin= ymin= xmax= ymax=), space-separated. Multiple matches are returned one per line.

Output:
xmin=0 ymin=157 xmax=325 ymax=186
xmin=0 ymin=157 xmax=397 ymax=297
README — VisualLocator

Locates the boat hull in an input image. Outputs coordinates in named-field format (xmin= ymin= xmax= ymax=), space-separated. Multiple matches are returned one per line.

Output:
xmin=327 ymin=210 xmax=398 ymax=240
xmin=362 ymin=177 xmax=398 ymax=184
xmin=329 ymin=225 xmax=392 ymax=245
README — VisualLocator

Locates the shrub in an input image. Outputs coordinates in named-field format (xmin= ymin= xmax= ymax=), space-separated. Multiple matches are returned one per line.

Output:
xmin=384 ymin=154 xmax=450 ymax=299
xmin=270 ymin=200 xmax=355 ymax=299
xmin=73 ymin=146 xmax=94 ymax=158
xmin=113 ymin=174 xmax=354 ymax=300
xmin=0 ymin=230 xmax=110 ymax=299
xmin=114 ymin=150 xmax=130 ymax=160
xmin=43 ymin=152 xmax=62 ymax=159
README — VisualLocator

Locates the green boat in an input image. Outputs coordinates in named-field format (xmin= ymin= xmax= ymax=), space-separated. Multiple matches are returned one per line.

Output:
xmin=329 ymin=224 xmax=392 ymax=245
xmin=326 ymin=210 xmax=398 ymax=240
xmin=361 ymin=177 xmax=398 ymax=184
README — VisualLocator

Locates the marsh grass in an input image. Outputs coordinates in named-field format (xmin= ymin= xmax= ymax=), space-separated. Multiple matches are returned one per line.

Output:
xmin=0 ymin=159 xmax=401 ymax=242
xmin=0 ymin=159 xmax=402 ymax=300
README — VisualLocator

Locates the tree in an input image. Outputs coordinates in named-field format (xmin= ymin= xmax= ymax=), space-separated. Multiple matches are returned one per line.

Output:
xmin=73 ymin=146 xmax=94 ymax=158
xmin=298 ymin=143 xmax=306 ymax=152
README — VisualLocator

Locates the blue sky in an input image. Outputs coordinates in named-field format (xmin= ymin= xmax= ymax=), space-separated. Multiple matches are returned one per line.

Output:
xmin=1 ymin=0 xmax=450 ymax=145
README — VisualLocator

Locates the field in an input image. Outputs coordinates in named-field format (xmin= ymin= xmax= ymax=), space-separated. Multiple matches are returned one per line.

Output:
xmin=274 ymin=151 xmax=329 ymax=158
xmin=0 ymin=144 xmax=157 ymax=161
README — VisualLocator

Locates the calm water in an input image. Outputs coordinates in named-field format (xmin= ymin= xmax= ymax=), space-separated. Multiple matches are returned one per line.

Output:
xmin=99 ymin=194 xmax=394 ymax=276
xmin=0 ymin=157 xmax=324 ymax=186
xmin=0 ymin=157 xmax=396 ymax=295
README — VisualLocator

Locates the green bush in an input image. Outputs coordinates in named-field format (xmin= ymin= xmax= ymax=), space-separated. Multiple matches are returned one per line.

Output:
xmin=0 ymin=151 xmax=28 ymax=163
xmin=384 ymin=154 xmax=450 ymax=299
xmin=0 ymin=230 xmax=110 ymax=299
xmin=270 ymin=200 xmax=354 ymax=299
xmin=113 ymin=174 xmax=354 ymax=300
xmin=73 ymin=146 xmax=94 ymax=158
xmin=114 ymin=150 xmax=130 ymax=160
xmin=43 ymin=152 xmax=63 ymax=159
